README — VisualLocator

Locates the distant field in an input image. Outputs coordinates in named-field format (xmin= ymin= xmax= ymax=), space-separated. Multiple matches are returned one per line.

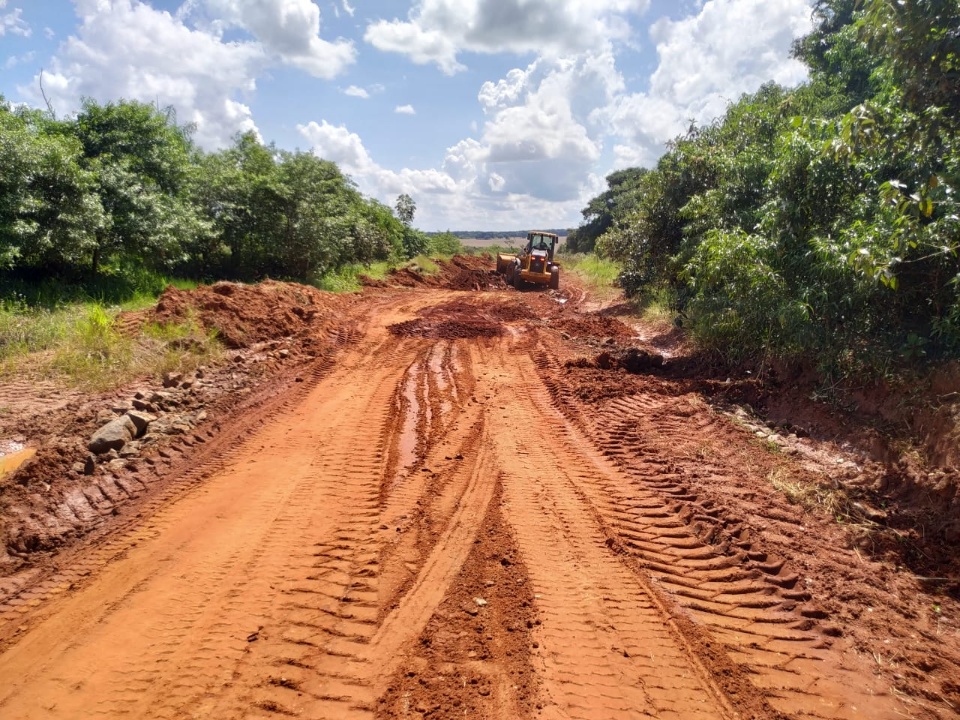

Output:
xmin=458 ymin=235 xmax=567 ymax=249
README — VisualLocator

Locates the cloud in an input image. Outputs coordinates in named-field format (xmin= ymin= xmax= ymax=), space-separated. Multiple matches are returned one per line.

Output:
xmin=297 ymin=50 xmax=621 ymax=228
xmin=364 ymin=0 xmax=650 ymax=74
xmin=299 ymin=120 xmax=373 ymax=169
xmin=341 ymin=0 xmax=355 ymax=18
xmin=605 ymin=0 xmax=813 ymax=166
xmin=21 ymin=0 xmax=265 ymax=148
xmin=0 ymin=1 xmax=30 ymax=37
xmin=4 ymin=50 xmax=33 ymax=69
xmin=394 ymin=104 xmax=416 ymax=115
xmin=477 ymin=50 xmax=621 ymax=201
xmin=198 ymin=0 xmax=355 ymax=78
xmin=343 ymin=85 xmax=369 ymax=98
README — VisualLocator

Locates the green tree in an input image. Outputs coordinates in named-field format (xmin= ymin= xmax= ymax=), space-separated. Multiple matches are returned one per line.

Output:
xmin=0 ymin=99 xmax=105 ymax=273
xmin=395 ymin=193 xmax=416 ymax=225
xmin=69 ymin=99 xmax=206 ymax=275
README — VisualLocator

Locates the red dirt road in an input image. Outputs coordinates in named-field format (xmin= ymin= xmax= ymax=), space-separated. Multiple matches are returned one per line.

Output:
xmin=0 ymin=281 xmax=954 ymax=719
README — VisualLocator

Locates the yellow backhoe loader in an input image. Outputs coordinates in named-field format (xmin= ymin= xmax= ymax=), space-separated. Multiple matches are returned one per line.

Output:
xmin=496 ymin=231 xmax=560 ymax=290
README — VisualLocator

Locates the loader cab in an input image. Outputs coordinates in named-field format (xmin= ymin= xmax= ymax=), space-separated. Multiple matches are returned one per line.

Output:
xmin=526 ymin=232 xmax=558 ymax=261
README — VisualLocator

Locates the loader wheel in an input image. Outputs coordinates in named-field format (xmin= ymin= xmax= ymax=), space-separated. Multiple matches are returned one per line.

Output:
xmin=549 ymin=267 xmax=560 ymax=290
xmin=513 ymin=266 xmax=523 ymax=289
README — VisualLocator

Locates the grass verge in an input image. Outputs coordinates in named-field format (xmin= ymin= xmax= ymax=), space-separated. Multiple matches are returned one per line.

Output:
xmin=315 ymin=262 xmax=392 ymax=293
xmin=315 ymin=255 xmax=449 ymax=293
xmin=1 ymin=301 xmax=221 ymax=390
xmin=558 ymin=253 xmax=622 ymax=299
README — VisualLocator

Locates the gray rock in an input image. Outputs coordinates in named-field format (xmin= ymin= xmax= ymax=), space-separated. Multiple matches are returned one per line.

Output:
xmin=163 ymin=371 xmax=183 ymax=388
xmin=125 ymin=410 xmax=156 ymax=437
xmin=119 ymin=441 xmax=142 ymax=458
xmin=88 ymin=416 xmax=137 ymax=454
xmin=170 ymin=422 xmax=192 ymax=435
xmin=132 ymin=398 xmax=157 ymax=412
xmin=84 ymin=454 xmax=96 ymax=475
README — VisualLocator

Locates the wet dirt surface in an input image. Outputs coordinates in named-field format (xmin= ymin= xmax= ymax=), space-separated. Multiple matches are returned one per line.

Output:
xmin=0 ymin=258 xmax=958 ymax=719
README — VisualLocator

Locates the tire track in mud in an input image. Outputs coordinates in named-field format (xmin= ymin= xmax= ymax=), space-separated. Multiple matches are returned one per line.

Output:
xmin=531 ymin=345 xmax=906 ymax=719
xmin=481 ymin=346 xmax=742 ymax=720
xmin=0 ymin=322 xmax=357 ymax=639
xmin=202 ymin=354 xmax=401 ymax=719
xmin=0 ymin=297 xmax=515 ymax=720
xmin=0 ymin=288 xmax=918 ymax=720
xmin=0 ymin=320 xmax=407 ymax=719
xmin=376 ymin=490 xmax=540 ymax=720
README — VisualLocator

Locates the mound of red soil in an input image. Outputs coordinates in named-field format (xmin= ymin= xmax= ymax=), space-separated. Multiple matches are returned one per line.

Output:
xmin=437 ymin=255 xmax=505 ymax=291
xmin=484 ymin=300 xmax=536 ymax=323
xmin=552 ymin=313 xmax=635 ymax=340
xmin=151 ymin=281 xmax=346 ymax=349
xmin=389 ymin=318 xmax=503 ymax=339
xmin=366 ymin=255 xmax=507 ymax=292
xmin=388 ymin=298 xmax=506 ymax=339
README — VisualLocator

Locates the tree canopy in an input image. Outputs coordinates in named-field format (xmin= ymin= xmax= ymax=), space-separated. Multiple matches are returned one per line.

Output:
xmin=575 ymin=0 xmax=960 ymax=377
xmin=0 ymin=98 xmax=409 ymax=287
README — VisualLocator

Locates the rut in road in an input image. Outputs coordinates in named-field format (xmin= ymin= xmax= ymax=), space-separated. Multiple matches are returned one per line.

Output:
xmin=0 ymin=291 xmax=911 ymax=719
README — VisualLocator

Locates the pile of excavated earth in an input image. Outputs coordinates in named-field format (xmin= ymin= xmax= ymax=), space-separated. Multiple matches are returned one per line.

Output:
xmin=0 ymin=254 xmax=958 ymax=720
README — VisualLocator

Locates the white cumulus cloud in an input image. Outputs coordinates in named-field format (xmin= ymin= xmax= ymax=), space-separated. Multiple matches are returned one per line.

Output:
xmin=298 ymin=49 xmax=621 ymax=228
xmin=343 ymin=85 xmax=369 ymax=98
xmin=606 ymin=0 xmax=813 ymax=167
xmin=199 ymin=0 xmax=355 ymax=79
xmin=364 ymin=0 xmax=650 ymax=74
xmin=395 ymin=104 xmax=416 ymax=115
xmin=0 ymin=0 xmax=30 ymax=37
xmin=20 ymin=0 xmax=265 ymax=148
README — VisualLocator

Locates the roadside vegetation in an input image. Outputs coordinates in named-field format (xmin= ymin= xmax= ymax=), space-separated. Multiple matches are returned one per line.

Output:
xmin=557 ymin=252 xmax=622 ymax=301
xmin=0 ymin=298 xmax=220 ymax=389
xmin=0 ymin=96 xmax=462 ymax=385
xmin=567 ymin=0 xmax=960 ymax=381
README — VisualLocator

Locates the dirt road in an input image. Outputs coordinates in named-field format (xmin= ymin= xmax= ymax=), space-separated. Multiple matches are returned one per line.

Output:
xmin=0 ymin=282 xmax=951 ymax=719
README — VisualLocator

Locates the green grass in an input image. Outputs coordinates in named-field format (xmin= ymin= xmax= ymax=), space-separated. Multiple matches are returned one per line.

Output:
xmin=0 ymin=298 xmax=221 ymax=390
xmin=631 ymin=284 xmax=678 ymax=325
xmin=49 ymin=304 xmax=134 ymax=388
xmin=558 ymin=253 xmax=622 ymax=296
xmin=408 ymin=255 xmax=441 ymax=274
xmin=118 ymin=279 xmax=198 ymax=312
xmin=314 ymin=261 xmax=392 ymax=293
xmin=1 ymin=268 xmax=198 ymax=310
xmin=0 ymin=299 xmax=82 ymax=361
xmin=316 ymin=255 xmax=448 ymax=293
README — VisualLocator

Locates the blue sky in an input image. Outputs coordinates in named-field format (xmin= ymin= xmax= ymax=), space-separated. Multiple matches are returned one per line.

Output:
xmin=0 ymin=0 xmax=814 ymax=230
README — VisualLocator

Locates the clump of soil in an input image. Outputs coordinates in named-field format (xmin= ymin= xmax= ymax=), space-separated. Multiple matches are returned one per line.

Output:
xmin=368 ymin=255 xmax=507 ymax=292
xmin=388 ymin=299 xmax=507 ymax=340
xmin=558 ymin=365 xmax=654 ymax=403
xmin=390 ymin=318 xmax=503 ymax=340
xmin=552 ymin=312 xmax=635 ymax=341
xmin=152 ymin=280 xmax=345 ymax=349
